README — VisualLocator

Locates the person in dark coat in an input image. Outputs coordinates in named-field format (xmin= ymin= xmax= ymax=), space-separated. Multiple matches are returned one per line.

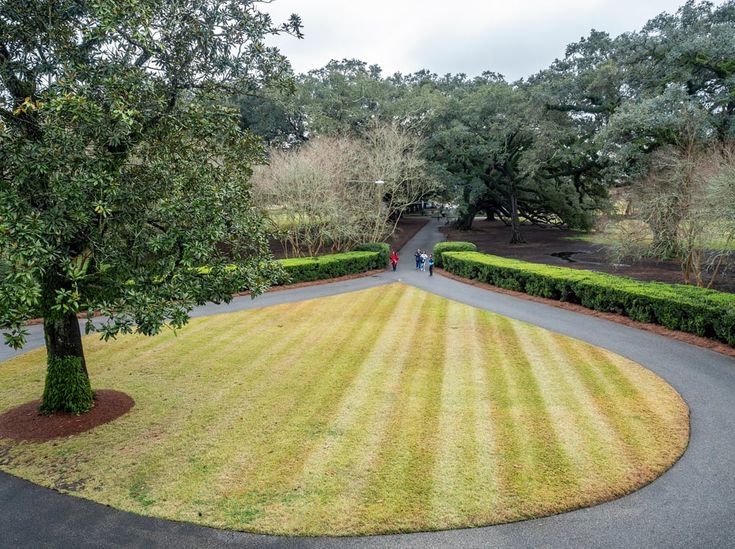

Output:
xmin=414 ymin=249 xmax=422 ymax=270
xmin=428 ymin=254 xmax=435 ymax=276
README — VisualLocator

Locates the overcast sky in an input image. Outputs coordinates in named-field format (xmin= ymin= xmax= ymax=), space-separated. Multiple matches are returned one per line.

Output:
xmin=263 ymin=0 xmax=722 ymax=81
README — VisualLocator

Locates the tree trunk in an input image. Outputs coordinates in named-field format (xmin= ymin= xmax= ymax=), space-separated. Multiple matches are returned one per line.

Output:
xmin=44 ymin=313 xmax=88 ymax=375
xmin=41 ymin=313 xmax=93 ymax=414
xmin=509 ymin=182 xmax=526 ymax=244
xmin=454 ymin=207 xmax=477 ymax=231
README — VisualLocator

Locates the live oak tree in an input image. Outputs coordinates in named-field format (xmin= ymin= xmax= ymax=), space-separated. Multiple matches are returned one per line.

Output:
xmin=296 ymin=59 xmax=395 ymax=137
xmin=525 ymin=30 xmax=622 ymax=229
xmin=0 ymin=0 xmax=301 ymax=413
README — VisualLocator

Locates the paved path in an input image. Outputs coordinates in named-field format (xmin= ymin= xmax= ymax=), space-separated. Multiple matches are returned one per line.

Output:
xmin=2 ymin=220 xmax=735 ymax=548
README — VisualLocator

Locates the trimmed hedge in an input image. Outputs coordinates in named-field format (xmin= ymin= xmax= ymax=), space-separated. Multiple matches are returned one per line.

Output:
xmin=433 ymin=241 xmax=477 ymax=268
xmin=278 ymin=250 xmax=384 ymax=284
xmin=443 ymin=251 xmax=735 ymax=346
xmin=354 ymin=242 xmax=391 ymax=268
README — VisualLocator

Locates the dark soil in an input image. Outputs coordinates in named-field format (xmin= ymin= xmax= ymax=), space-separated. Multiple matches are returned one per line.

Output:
xmin=270 ymin=216 xmax=430 ymax=259
xmin=441 ymin=219 xmax=735 ymax=293
xmin=0 ymin=390 xmax=134 ymax=442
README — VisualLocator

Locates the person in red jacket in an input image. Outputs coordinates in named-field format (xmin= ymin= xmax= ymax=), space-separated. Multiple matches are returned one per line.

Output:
xmin=390 ymin=250 xmax=400 ymax=271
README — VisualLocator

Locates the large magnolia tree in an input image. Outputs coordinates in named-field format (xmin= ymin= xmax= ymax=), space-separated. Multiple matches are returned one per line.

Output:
xmin=0 ymin=0 xmax=301 ymax=413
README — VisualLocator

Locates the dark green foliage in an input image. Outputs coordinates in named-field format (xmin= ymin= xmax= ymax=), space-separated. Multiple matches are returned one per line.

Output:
xmin=1 ymin=0 xmax=301 ymax=414
xmin=354 ymin=243 xmax=391 ymax=267
xmin=40 ymin=357 xmax=94 ymax=415
xmin=432 ymin=242 xmax=477 ymax=268
xmin=279 ymin=251 xmax=384 ymax=284
xmin=443 ymin=251 xmax=735 ymax=346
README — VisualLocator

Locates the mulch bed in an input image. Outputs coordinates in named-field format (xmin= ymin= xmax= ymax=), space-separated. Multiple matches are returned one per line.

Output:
xmin=0 ymin=390 xmax=134 ymax=442
xmin=442 ymin=219 xmax=735 ymax=293
xmin=439 ymin=269 xmax=735 ymax=359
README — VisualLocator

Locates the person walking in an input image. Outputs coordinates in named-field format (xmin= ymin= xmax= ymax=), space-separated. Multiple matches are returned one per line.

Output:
xmin=390 ymin=250 xmax=400 ymax=272
xmin=420 ymin=251 xmax=428 ymax=271
xmin=414 ymin=249 xmax=422 ymax=270
xmin=428 ymin=254 xmax=435 ymax=277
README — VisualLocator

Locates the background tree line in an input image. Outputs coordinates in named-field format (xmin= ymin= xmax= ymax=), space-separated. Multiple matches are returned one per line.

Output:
xmin=242 ymin=0 xmax=735 ymax=278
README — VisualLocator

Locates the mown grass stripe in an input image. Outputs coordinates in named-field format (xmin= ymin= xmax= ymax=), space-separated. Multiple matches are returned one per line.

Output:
xmin=475 ymin=313 xmax=526 ymax=523
xmin=201 ymin=290 xmax=392 ymax=476
xmin=606 ymin=352 xmax=690 ymax=429
xmin=531 ymin=330 xmax=636 ymax=488
xmin=566 ymin=341 xmax=688 ymax=483
xmin=272 ymin=285 xmax=428 ymax=533
xmin=482 ymin=315 xmax=577 ymax=517
xmin=210 ymin=286 xmax=407 ymax=530
xmin=104 ymin=300 xmax=324 ymax=510
xmin=0 ymin=283 xmax=689 ymax=536
xmin=86 ymin=307 xmax=247 ymax=376
xmin=430 ymin=301 xmax=498 ymax=526
xmin=175 ymin=294 xmax=377 ymax=504
xmin=465 ymin=306 xmax=501 ymax=514
xmin=561 ymin=340 xmax=655 ymax=469
xmin=591 ymin=350 xmax=689 ymax=471
xmin=25 ymin=310 xmax=271 ymax=505
xmin=359 ymin=291 xmax=448 ymax=532
xmin=137 ymin=293 xmax=376 ymax=522
xmin=514 ymin=323 xmax=603 ymax=487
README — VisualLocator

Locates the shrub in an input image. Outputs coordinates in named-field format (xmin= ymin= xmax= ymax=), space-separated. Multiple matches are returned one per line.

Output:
xmin=278 ymin=251 xmax=383 ymax=284
xmin=443 ymin=251 xmax=735 ymax=347
xmin=354 ymin=242 xmax=391 ymax=268
xmin=433 ymin=241 xmax=477 ymax=267
xmin=40 ymin=356 xmax=94 ymax=415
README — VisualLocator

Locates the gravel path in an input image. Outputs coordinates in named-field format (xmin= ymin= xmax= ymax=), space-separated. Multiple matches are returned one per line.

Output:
xmin=2 ymin=219 xmax=734 ymax=548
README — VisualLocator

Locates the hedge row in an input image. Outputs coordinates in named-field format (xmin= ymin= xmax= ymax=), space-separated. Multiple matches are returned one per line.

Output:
xmin=432 ymin=241 xmax=477 ymax=267
xmin=353 ymin=242 xmax=391 ymax=267
xmin=278 ymin=249 xmax=386 ymax=285
xmin=442 ymin=251 xmax=735 ymax=346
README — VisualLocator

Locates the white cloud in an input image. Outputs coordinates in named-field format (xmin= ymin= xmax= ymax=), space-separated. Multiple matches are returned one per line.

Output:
xmin=263 ymin=0 xmax=725 ymax=80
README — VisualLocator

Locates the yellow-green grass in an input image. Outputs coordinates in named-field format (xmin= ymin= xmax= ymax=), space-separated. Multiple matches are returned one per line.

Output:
xmin=0 ymin=284 xmax=689 ymax=536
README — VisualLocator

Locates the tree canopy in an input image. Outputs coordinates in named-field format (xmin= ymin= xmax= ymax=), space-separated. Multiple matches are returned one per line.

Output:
xmin=0 ymin=0 xmax=301 ymax=412
xmin=236 ymin=1 xmax=735 ymax=242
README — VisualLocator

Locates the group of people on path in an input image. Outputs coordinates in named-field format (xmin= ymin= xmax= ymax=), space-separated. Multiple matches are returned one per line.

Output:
xmin=388 ymin=249 xmax=434 ymax=276
xmin=414 ymin=249 xmax=434 ymax=276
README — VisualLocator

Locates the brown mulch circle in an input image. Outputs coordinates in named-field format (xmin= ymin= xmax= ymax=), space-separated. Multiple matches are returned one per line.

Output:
xmin=438 ymin=269 xmax=735 ymax=360
xmin=0 ymin=390 xmax=134 ymax=442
